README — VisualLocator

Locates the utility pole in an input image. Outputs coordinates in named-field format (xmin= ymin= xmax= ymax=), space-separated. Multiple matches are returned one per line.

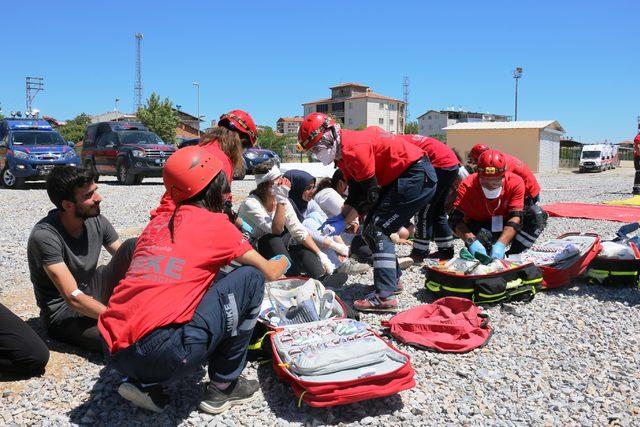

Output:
xmin=403 ymin=76 xmax=409 ymax=133
xmin=115 ymin=97 xmax=120 ymax=116
xmin=513 ymin=67 xmax=523 ymax=121
xmin=26 ymin=77 xmax=44 ymax=113
xmin=193 ymin=82 xmax=200 ymax=136
xmin=134 ymin=33 xmax=144 ymax=111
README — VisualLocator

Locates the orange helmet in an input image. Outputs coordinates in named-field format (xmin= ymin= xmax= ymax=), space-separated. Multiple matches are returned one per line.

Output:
xmin=470 ymin=143 xmax=490 ymax=164
xmin=297 ymin=113 xmax=336 ymax=151
xmin=477 ymin=149 xmax=507 ymax=178
xmin=163 ymin=146 xmax=223 ymax=203
xmin=218 ymin=109 xmax=258 ymax=147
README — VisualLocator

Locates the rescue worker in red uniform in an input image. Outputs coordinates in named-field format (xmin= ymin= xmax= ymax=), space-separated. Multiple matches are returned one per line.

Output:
xmin=450 ymin=150 xmax=547 ymax=258
xmin=151 ymin=109 xmax=258 ymax=234
xmin=633 ymin=133 xmax=640 ymax=195
xmin=400 ymin=134 xmax=460 ymax=261
xmin=297 ymin=113 xmax=437 ymax=312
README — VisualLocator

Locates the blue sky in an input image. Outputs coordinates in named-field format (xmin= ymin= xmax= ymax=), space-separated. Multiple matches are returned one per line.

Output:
xmin=1 ymin=0 xmax=638 ymax=142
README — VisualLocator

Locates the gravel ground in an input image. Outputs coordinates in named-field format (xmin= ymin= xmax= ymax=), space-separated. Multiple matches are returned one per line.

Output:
xmin=1 ymin=169 xmax=639 ymax=426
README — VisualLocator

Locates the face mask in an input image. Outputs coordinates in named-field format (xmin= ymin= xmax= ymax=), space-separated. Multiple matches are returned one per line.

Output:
xmin=482 ymin=185 xmax=502 ymax=199
xmin=315 ymin=144 xmax=336 ymax=166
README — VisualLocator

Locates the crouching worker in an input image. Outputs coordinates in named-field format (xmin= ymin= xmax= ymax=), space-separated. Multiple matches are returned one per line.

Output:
xmin=297 ymin=113 xmax=437 ymax=312
xmin=99 ymin=147 xmax=289 ymax=414
xmin=27 ymin=166 xmax=136 ymax=353
xmin=449 ymin=150 xmax=547 ymax=259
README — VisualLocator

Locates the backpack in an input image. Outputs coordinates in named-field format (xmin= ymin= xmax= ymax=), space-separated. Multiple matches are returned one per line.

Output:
xmin=271 ymin=318 xmax=415 ymax=407
xmin=424 ymin=259 xmax=543 ymax=305
xmin=248 ymin=277 xmax=358 ymax=361
xmin=587 ymin=224 xmax=640 ymax=287
xmin=381 ymin=297 xmax=492 ymax=353
xmin=515 ymin=232 xmax=601 ymax=289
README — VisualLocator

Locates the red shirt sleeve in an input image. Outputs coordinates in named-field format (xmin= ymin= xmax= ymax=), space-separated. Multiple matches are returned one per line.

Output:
xmin=506 ymin=174 xmax=525 ymax=212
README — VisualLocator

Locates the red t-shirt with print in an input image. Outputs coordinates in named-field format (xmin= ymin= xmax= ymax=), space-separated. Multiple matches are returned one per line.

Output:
xmin=453 ymin=171 xmax=525 ymax=222
xmin=99 ymin=205 xmax=253 ymax=353
xmin=336 ymin=127 xmax=424 ymax=186
xmin=399 ymin=134 xmax=459 ymax=169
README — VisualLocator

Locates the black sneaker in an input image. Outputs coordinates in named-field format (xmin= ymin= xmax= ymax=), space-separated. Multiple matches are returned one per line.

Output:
xmin=118 ymin=380 xmax=169 ymax=413
xmin=409 ymin=250 xmax=428 ymax=264
xmin=198 ymin=376 xmax=260 ymax=414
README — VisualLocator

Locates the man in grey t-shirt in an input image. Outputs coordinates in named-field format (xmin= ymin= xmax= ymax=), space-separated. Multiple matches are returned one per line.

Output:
xmin=27 ymin=166 xmax=136 ymax=352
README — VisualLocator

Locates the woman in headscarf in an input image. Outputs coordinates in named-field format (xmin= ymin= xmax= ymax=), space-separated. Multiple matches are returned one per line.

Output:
xmin=237 ymin=162 xmax=334 ymax=279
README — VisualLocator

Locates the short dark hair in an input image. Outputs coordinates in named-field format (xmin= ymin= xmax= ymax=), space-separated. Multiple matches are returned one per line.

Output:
xmin=46 ymin=166 xmax=96 ymax=209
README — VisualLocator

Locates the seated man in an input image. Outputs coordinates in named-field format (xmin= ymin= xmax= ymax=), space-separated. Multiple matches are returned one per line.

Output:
xmin=27 ymin=166 xmax=136 ymax=353
xmin=449 ymin=150 xmax=547 ymax=258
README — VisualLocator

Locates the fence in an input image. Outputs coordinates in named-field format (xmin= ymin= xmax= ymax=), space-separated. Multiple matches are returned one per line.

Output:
xmin=559 ymin=146 xmax=631 ymax=169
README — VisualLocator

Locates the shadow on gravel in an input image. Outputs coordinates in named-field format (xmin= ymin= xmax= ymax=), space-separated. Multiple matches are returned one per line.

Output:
xmin=544 ymin=283 xmax=640 ymax=306
xmin=68 ymin=364 xmax=208 ymax=426
xmin=256 ymin=363 xmax=404 ymax=424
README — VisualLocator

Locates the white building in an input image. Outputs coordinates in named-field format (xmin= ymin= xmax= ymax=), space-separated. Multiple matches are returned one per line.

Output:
xmin=277 ymin=117 xmax=304 ymax=135
xmin=417 ymin=109 xmax=511 ymax=137
xmin=302 ymin=83 xmax=405 ymax=134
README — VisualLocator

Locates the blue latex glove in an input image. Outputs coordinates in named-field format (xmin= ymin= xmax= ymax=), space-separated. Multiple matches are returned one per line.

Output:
xmin=318 ymin=214 xmax=346 ymax=236
xmin=490 ymin=241 xmax=506 ymax=259
xmin=270 ymin=254 xmax=292 ymax=273
xmin=240 ymin=219 xmax=254 ymax=235
xmin=468 ymin=239 xmax=487 ymax=257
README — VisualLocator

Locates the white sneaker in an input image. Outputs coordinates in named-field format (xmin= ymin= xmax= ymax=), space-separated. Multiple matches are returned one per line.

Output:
xmin=398 ymin=256 xmax=414 ymax=270
xmin=336 ymin=259 xmax=370 ymax=275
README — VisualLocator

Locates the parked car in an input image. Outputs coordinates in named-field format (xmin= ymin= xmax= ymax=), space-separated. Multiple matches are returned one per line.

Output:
xmin=80 ymin=121 xmax=175 ymax=184
xmin=0 ymin=117 xmax=80 ymax=189
xmin=176 ymin=138 xmax=279 ymax=180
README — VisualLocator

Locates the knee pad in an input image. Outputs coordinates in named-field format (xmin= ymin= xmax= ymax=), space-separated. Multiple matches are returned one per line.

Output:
xmin=525 ymin=205 xmax=549 ymax=229
xmin=362 ymin=223 xmax=392 ymax=252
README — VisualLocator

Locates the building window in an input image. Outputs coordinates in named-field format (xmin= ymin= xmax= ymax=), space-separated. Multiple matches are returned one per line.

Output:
xmin=379 ymin=118 xmax=384 ymax=125
xmin=331 ymin=102 xmax=345 ymax=112
xmin=379 ymin=103 xmax=384 ymax=110
xmin=348 ymin=118 xmax=353 ymax=125
xmin=428 ymin=116 xmax=431 ymax=120
xmin=390 ymin=104 xmax=395 ymax=111
xmin=348 ymin=102 xmax=352 ymax=109
xmin=316 ymin=104 xmax=328 ymax=113
xmin=390 ymin=119 xmax=394 ymax=127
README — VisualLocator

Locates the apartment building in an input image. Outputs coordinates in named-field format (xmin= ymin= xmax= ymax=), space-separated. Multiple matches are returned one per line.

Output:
xmin=417 ymin=109 xmax=511 ymax=137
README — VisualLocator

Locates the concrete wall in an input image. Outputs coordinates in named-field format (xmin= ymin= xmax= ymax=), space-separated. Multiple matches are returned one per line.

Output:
xmin=367 ymin=100 xmax=401 ymax=133
xmin=418 ymin=111 xmax=448 ymax=136
xmin=446 ymin=128 xmax=542 ymax=172
xmin=344 ymin=98 xmax=367 ymax=129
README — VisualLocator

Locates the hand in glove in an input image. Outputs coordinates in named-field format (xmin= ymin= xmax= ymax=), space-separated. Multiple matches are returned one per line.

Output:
xmin=490 ymin=241 xmax=506 ymax=259
xmin=272 ymin=185 xmax=290 ymax=204
xmin=319 ymin=214 xmax=346 ymax=236
xmin=468 ymin=239 xmax=488 ymax=257
xmin=328 ymin=240 xmax=350 ymax=257
xmin=317 ymin=251 xmax=335 ymax=275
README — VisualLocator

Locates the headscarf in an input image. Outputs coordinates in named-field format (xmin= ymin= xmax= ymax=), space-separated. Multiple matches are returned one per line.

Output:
xmin=283 ymin=169 xmax=315 ymax=221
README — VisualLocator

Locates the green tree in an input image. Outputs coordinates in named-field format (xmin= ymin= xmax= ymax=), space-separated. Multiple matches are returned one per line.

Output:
xmin=432 ymin=133 xmax=447 ymax=144
xmin=403 ymin=121 xmax=419 ymax=134
xmin=58 ymin=113 xmax=92 ymax=143
xmin=136 ymin=92 xmax=180 ymax=144
xmin=256 ymin=126 xmax=288 ymax=157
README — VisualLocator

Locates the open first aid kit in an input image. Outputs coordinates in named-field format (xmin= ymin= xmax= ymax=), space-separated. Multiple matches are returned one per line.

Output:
xmin=248 ymin=277 xmax=356 ymax=360
xmin=271 ymin=318 xmax=415 ymax=407
xmin=424 ymin=254 xmax=543 ymax=305
xmin=587 ymin=223 xmax=640 ymax=287
xmin=509 ymin=232 xmax=601 ymax=289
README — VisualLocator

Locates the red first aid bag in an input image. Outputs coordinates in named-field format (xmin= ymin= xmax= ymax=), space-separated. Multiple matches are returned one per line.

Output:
xmin=271 ymin=318 xmax=415 ymax=407
xmin=381 ymin=297 xmax=492 ymax=353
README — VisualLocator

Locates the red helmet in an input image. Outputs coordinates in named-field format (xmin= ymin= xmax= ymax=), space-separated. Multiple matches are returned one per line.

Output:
xmin=218 ymin=109 xmax=258 ymax=147
xmin=297 ymin=113 xmax=336 ymax=150
xmin=470 ymin=143 xmax=490 ymax=164
xmin=163 ymin=146 xmax=223 ymax=203
xmin=477 ymin=149 xmax=507 ymax=178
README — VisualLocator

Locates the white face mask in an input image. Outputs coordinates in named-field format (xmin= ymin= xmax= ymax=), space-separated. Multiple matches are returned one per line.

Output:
xmin=482 ymin=185 xmax=502 ymax=199
xmin=315 ymin=145 xmax=336 ymax=166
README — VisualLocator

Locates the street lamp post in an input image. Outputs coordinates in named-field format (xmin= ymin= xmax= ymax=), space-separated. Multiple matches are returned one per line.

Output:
xmin=115 ymin=97 xmax=120 ymax=117
xmin=192 ymin=82 xmax=200 ymax=136
xmin=513 ymin=67 xmax=523 ymax=121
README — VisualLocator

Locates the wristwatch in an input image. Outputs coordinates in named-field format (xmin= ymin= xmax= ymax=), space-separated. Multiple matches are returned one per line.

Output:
xmin=464 ymin=237 xmax=475 ymax=247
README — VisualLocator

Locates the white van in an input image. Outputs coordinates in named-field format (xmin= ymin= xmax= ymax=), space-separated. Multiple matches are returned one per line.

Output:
xmin=579 ymin=144 xmax=614 ymax=172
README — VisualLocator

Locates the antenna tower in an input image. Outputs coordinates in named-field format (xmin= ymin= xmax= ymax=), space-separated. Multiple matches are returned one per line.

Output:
xmin=134 ymin=33 xmax=144 ymax=111
xmin=26 ymin=77 xmax=44 ymax=113
xmin=403 ymin=76 xmax=410 ymax=123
